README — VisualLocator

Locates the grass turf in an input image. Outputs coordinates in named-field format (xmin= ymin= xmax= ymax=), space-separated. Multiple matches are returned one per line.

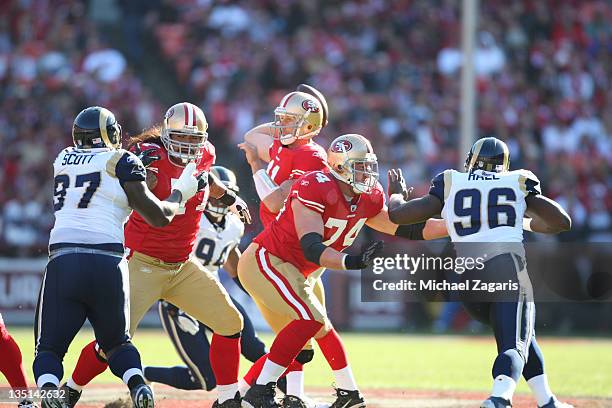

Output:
xmin=5 ymin=327 xmax=611 ymax=398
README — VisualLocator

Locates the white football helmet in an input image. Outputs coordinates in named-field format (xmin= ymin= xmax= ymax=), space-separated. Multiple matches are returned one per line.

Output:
xmin=327 ymin=134 xmax=379 ymax=194
xmin=161 ymin=102 xmax=208 ymax=164
xmin=270 ymin=91 xmax=324 ymax=145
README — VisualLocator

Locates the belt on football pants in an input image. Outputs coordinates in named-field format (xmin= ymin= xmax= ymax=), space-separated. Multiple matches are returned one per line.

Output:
xmin=128 ymin=249 xmax=185 ymax=267
xmin=48 ymin=246 xmax=125 ymax=261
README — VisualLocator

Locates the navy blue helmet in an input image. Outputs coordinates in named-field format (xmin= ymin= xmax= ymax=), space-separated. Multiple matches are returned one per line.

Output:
xmin=465 ymin=137 xmax=510 ymax=173
xmin=72 ymin=106 xmax=122 ymax=149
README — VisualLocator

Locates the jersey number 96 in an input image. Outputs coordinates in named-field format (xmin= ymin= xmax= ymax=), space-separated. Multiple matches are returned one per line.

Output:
xmin=454 ymin=187 xmax=516 ymax=236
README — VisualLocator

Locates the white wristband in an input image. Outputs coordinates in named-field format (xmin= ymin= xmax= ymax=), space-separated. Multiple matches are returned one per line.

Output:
xmin=522 ymin=218 xmax=533 ymax=232
xmin=253 ymin=169 xmax=279 ymax=200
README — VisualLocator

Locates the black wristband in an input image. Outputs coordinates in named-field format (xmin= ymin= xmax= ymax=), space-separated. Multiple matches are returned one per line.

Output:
xmin=233 ymin=277 xmax=247 ymax=294
xmin=395 ymin=222 xmax=426 ymax=240
xmin=219 ymin=189 xmax=237 ymax=206
xmin=344 ymin=254 xmax=365 ymax=270
xmin=300 ymin=232 xmax=327 ymax=265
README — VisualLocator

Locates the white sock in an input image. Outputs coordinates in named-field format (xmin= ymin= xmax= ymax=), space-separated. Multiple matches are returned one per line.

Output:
xmin=238 ymin=379 xmax=250 ymax=397
xmin=256 ymin=359 xmax=286 ymax=385
xmin=527 ymin=374 xmax=554 ymax=406
xmin=122 ymin=368 xmax=144 ymax=386
xmin=217 ymin=382 xmax=238 ymax=403
xmin=66 ymin=377 xmax=83 ymax=392
xmin=333 ymin=366 xmax=358 ymax=391
xmin=491 ymin=375 xmax=516 ymax=401
xmin=286 ymin=370 xmax=305 ymax=398
xmin=37 ymin=374 xmax=60 ymax=389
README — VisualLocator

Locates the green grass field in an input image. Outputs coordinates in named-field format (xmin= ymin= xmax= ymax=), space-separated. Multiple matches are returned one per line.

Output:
xmin=4 ymin=327 xmax=612 ymax=400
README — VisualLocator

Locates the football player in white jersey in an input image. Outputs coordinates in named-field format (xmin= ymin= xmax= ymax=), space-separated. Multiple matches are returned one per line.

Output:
xmin=143 ymin=166 xmax=271 ymax=392
xmin=387 ymin=137 xmax=573 ymax=408
xmin=35 ymin=106 xmax=204 ymax=408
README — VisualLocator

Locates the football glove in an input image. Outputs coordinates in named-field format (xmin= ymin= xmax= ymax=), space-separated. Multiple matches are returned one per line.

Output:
xmin=230 ymin=195 xmax=252 ymax=224
xmin=344 ymin=240 xmax=384 ymax=270
xmin=172 ymin=162 xmax=199 ymax=202
xmin=196 ymin=170 xmax=208 ymax=192
xmin=132 ymin=143 xmax=161 ymax=168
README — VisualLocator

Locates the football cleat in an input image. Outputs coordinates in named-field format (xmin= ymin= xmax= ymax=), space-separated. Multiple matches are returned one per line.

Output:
xmin=329 ymin=388 xmax=366 ymax=408
xmin=539 ymin=398 xmax=574 ymax=408
xmin=60 ymin=383 xmax=82 ymax=408
xmin=212 ymin=392 xmax=242 ymax=407
xmin=241 ymin=382 xmax=280 ymax=408
xmin=17 ymin=399 xmax=38 ymax=408
xmin=281 ymin=395 xmax=307 ymax=408
xmin=480 ymin=396 xmax=512 ymax=408
xmin=40 ymin=395 xmax=63 ymax=408
xmin=130 ymin=383 xmax=154 ymax=408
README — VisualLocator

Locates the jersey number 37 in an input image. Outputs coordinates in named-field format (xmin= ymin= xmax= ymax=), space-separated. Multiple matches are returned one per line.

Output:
xmin=54 ymin=172 xmax=101 ymax=211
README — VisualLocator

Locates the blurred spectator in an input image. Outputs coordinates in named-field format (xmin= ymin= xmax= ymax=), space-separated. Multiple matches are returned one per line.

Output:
xmin=0 ymin=0 xmax=610 ymax=257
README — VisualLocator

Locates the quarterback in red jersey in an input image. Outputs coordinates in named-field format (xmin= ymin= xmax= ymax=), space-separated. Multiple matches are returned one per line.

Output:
xmin=238 ymin=134 xmax=447 ymax=408
xmin=62 ymin=102 xmax=251 ymax=408
xmin=239 ymin=86 xmax=328 ymax=228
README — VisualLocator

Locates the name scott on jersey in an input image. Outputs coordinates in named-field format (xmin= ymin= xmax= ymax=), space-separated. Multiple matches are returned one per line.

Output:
xmin=61 ymin=153 xmax=95 ymax=166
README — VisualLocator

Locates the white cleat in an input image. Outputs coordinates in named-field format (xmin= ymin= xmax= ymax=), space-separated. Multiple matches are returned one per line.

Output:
xmin=539 ymin=398 xmax=574 ymax=408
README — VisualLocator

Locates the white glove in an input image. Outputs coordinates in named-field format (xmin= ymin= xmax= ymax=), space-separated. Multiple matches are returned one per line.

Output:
xmin=229 ymin=195 xmax=252 ymax=224
xmin=172 ymin=162 xmax=199 ymax=202
xmin=176 ymin=313 xmax=200 ymax=335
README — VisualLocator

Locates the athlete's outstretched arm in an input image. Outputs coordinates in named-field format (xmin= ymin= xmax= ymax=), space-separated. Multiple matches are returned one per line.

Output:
xmin=243 ymin=123 xmax=274 ymax=162
xmin=525 ymin=194 xmax=572 ymax=233
xmin=366 ymin=206 xmax=448 ymax=240
xmin=208 ymin=171 xmax=252 ymax=224
xmin=387 ymin=169 xmax=443 ymax=224
xmin=123 ymin=181 xmax=182 ymax=227
xmin=293 ymin=199 xmax=382 ymax=270
xmin=123 ymin=162 xmax=201 ymax=227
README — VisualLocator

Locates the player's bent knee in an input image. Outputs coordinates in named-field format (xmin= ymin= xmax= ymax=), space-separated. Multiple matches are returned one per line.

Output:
xmin=295 ymin=349 xmax=315 ymax=365
xmin=211 ymin=307 xmax=244 ymax=336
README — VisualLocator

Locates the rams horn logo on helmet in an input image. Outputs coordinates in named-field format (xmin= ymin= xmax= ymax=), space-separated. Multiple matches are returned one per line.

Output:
xmin=302 ymin=99 xmax=320 ymax=113
xmin=331 ymin=140 xmax=353 ymax=153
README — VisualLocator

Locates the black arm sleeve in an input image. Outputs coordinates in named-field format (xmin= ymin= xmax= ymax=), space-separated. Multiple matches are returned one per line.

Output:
xmin=300 ymin=232 xmax=328 ymax=265
xmin=395 ymin=222 xmax=426 ymax=240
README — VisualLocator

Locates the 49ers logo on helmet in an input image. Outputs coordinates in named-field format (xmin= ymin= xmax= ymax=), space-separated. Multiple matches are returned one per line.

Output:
xmin=331 ymin=140 xmax=353 ymax=152
xmin=302 ymin=99 xmax=320 ymax=112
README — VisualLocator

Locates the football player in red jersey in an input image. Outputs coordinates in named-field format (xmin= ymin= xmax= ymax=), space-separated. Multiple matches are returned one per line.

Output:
xmin=0 ymin=313 xmax=35 ymax=408
xmin=62 ymin=102 xmax=251 ymax=408
xmin=239 ymin=86 xmax=328 ymax=227
xmin=238 ymin=134 xmax=448 ymax=408
xmin=239 ymin=86 xmax=335 ymax=407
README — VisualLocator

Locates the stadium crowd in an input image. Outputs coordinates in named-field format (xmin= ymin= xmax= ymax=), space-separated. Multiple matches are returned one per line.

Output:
xmin=1 ymin=0 xmax=611 ymax=256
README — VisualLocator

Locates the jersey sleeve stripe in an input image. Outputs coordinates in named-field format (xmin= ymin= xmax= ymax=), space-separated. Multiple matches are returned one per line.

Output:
xmin=105 ymin=151 xmax=123 ymax=178
xmin=443 ymin=170 xmax=453 ymax=200
xmin=291 ymin=169 xmax=306 ymax=175
xmin=256 ymin=247 xmax=314 ymax=320
xmin=296 ymin=195 xmax=325 ymax=212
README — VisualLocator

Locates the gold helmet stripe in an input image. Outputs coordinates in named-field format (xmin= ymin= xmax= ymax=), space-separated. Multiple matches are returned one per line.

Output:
xmin=468 ymin=138 xmax=485 ymax=169
xmin=502 ymin=140 xmax=510 ymax=171
xmin=98 ymin=107 xmax=112 ymax=147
